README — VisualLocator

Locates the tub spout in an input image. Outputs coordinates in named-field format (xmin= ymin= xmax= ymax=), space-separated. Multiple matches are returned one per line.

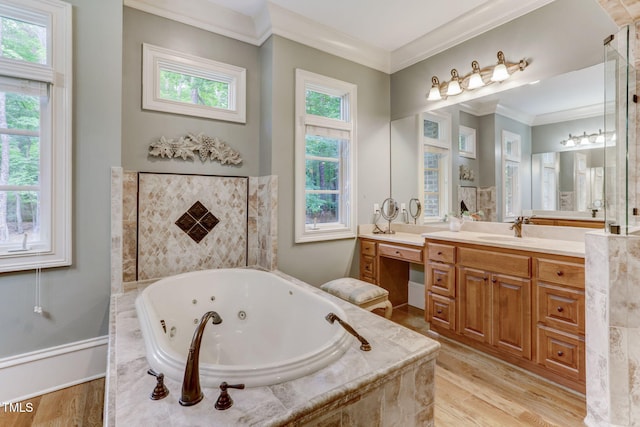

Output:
xmin=325 ymin=312 xmax=371 ymax=351
xmin=179 ymin=311 xmax=223 ymax=406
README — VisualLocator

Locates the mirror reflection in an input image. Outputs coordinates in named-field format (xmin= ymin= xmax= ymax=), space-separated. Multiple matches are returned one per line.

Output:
xmin=391 ymin=61 xmax=608 ymax=223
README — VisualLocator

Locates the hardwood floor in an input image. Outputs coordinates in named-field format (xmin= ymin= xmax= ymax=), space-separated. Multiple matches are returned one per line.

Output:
xmin=0 ymin=377 xmax=104 ymax=427
xmin=0 ymin=306 xmax=585 ymax=427
xmin=391 ymin=305 xmax=586 ymax=427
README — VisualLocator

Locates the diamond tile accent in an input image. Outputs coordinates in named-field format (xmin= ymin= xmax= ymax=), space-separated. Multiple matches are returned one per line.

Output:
xmin=175 ymin=201 xmax=219 ymax=243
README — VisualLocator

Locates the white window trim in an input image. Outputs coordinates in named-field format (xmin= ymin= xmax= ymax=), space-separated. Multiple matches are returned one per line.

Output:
xmin=0 ymin=0 xmax=72 ymax=272
xmin=420 ymin=112 xmax=451 ymax=222
xmin=294 ymin=69 xmax=357 ymax=243
xmin=458 ymin=125 xmax=476 ymax=159
xmin=502 ymin=130 xmax=522 ymax=221
xmin=142 ymin=43 xmax=246 ymax=123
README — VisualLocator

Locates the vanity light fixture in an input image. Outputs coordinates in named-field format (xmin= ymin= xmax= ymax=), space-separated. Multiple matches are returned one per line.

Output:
xmin=560 ymin=129 xmax=615 ymax=147
xmin=426 ymin=50 xmax=528 ymax=101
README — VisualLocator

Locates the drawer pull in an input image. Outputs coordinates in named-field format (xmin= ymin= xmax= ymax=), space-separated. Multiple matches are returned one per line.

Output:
xmin=556 ymin=271 xmax=564 ymax=277
xmin=437 ymin=251 xmax=443 ymax=255
xmin=491 ymin=278 xmax=497 ymax=283
xmin=556 ymin=306 xmax=564 ymax=313
xmin=436 ymin=277 xmax=442 ymax=282
xmin=557 ymin=351 xmax=564 ymax=357
xmin=436 ymin=309 xmax=443 ymax=314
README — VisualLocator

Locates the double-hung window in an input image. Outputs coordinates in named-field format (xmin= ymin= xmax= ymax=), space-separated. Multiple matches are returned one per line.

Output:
xmin=502 ymin=130 xmax=522 ymax=220
xmin=421 ymin=112 xmax=451 ymax=221
xmin=0 ymin=0 xmax=72 ymax=272
xmin=295 ymin=69 xmax=357 ymax=243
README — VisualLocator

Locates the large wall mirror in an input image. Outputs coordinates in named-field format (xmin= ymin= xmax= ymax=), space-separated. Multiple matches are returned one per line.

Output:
xmin=392 ymin=63 xmax=608 ymax=223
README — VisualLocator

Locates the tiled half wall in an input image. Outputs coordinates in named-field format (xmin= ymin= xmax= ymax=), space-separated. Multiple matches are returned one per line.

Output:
xmin=111 ymin=168 xmax=277 ymax=293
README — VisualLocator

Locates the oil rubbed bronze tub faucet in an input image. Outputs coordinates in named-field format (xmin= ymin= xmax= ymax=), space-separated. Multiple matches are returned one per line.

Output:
xmin=325 ymin=312 xmax=371 ymax=351
xmin=179 ymin=311 xmax=223 ymax=406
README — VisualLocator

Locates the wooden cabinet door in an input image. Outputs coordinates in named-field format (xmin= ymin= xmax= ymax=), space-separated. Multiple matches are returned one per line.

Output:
xmin=491 ymin=274 xmax=532 ymax=359
xmin=458 ymin=267 xmax=491 ymax=343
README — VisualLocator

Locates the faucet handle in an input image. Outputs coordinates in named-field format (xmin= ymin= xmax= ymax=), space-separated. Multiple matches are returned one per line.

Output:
xmin=215 ymin=382 xmax=245 ymax=410
xmin=147 ymin=369 xmax=169 ymax=400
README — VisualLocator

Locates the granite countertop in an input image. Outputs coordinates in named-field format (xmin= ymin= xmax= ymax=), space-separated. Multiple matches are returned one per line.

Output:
xmin=422 ymin=230 xmax=585 ymax=258
xmin=106 ymin=270 xmax=440 ymax=426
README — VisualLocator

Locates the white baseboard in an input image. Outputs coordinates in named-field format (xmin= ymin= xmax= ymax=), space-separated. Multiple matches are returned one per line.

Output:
xmin=0 ymin=336 xmax=108 ymax=403
xmin=408 ymin=280 xmax=425 ymax=310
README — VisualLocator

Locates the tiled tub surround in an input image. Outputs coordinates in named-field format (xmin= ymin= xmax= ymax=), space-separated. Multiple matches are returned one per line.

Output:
xmin=106 ymin=269 xmax=440 ymax=426
xmin=110 ymin=168 xmax=278 ymax=293
xmin=585 ymin=231 xmax=640 ymax=427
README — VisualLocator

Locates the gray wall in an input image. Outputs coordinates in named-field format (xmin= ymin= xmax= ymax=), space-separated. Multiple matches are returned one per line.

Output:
xmin=265 ymin=36 xmax=390 ymax=285
xmin=122 ymin=7 xmax=261 ymax=176
xmin=0 ymin=0 xmax=122 ymax=358
xmin=532 ymin=116 xmax=604 ymax=154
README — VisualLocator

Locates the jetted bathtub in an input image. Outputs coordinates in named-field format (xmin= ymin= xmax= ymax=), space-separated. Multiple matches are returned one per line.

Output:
xmin=135 ymin=268 xmax=353 ymax=387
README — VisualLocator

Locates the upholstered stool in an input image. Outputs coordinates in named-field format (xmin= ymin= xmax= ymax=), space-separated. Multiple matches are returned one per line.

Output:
xmin=320 ymin=278 xmax=393 ymax=319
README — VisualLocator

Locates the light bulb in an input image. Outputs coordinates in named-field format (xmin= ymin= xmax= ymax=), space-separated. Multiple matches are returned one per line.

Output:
xmin=467 ymin=60 xmax=484 ymax=90
xmin=426 ymin=76 xmax=442 ymax=101
xmin=491 ymin=51 xmax=510 ymax=82
xmin=446 ymin=69 xmax=462 ymax=96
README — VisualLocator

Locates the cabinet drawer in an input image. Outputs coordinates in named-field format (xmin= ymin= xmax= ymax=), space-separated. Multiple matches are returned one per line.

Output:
xmin=537 ymin=283 xmax=584 ymax=334
xmin=360 ymin=255 xmax=376 ymax=281
xmin=379 ymin=243 xmax=423 ymax=263
xmin=427 ymin=262 xmax=455 ymax=297
xmin=458 ymin=247 xmax=531 ymax=278
xmin=537 ymin=259 xmax=584 ymax=289
xmin=537 ymin=327 xmax=585 ymax=383
xmin=427 ymin=243 xmax=455 ymax=264
xmin=361 ymin=240 xmax=377 ymax=257
xmin=427 ymin=292 xmax=455 ymax=331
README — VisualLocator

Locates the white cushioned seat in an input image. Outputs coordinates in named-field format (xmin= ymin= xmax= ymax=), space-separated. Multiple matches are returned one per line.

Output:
xmin=320 ymin=278 xmax=393 ymax=319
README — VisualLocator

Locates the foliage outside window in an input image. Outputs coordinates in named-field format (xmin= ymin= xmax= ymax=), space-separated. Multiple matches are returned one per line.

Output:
xmin=421 ymin=113 xmax=451 ymax=221
xmin=0 ymin=0 xmax=72 ymax=272
xmin=295 ymin=69 xmax=357 ymax=243
xmin=142 ymin=44 xmax=246 ymax=123
xmin=502 ymin=130 xmax=521 ymax=219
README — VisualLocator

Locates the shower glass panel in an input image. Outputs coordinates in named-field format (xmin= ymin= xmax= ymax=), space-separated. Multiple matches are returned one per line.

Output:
xmin=604 ymin=25 xmax=634 ymax=234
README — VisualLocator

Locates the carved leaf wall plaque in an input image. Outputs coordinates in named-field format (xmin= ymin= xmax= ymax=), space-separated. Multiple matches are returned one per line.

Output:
xmin=149 ymin=133 xmax=243 ymax=165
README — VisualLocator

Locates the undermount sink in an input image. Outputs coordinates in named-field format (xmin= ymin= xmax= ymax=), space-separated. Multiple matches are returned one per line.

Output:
xmin=476 ymin=235 xmax=529 ymax=242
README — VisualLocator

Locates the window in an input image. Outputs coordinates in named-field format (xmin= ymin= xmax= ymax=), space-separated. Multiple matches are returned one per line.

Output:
xmin=421 ymin=112 xmax=451 ymax=221
xmin=502 ymin=130 xmax=521 ymax=219
xmin=142 ymin=44 xmax=246 ymax=123
xmin=575 ymin=152 xmax=587 ymax=211
xmin=295 ymin=69 xmax=357 ymax=243
xmin=458 ymin=126 xmax=476 ymax=159
xmin=541 ymin=152 xmax=557 ymax=210
xmin=0 ymin=0 xmax=71 ymax=272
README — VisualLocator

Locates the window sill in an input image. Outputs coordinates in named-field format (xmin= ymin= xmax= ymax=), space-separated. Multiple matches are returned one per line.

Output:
xmin=296 ymin=226 xmax=356 ymax=243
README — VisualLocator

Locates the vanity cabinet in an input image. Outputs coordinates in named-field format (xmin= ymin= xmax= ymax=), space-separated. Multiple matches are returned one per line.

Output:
xmin=359 ymin=238 xmax=424 ymax=307
xmin=534 ymin=258 xmax=585 ymax=385
xmin=425 ymin=238 xmax=585 ymax=393
xmin=426 ymin=243 xmax=456 ymax=331
xmin=457 ymin=250 xmax=532 ymax=360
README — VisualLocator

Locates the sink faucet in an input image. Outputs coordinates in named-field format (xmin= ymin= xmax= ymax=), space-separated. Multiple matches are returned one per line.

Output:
xmin=509 ymin=216 xmax=531 ymax=238
xmin=179 ymin=311 xmax=223 ymax=406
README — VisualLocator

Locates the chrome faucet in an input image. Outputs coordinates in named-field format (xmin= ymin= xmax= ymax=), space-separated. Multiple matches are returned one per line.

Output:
xmin=179 ymin=311 xmax=223 ymax=406
xmin=509 ymin=216 xmax=531 ymax=238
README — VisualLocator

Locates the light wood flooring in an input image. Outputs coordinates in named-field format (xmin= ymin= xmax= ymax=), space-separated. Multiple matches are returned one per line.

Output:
xmin=392 ymin=305 xmax=586 ymax=426
xmin=0 ymin=306 xmax=586 ymax=427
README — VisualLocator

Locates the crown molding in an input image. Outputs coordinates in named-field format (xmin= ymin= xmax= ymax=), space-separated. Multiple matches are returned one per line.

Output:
xmin=125 ymin=0 xmax=553 ymax=74
xmin=124 ymin=0 xmax=260 ymax=46
xmin=531 ymin=103 xmax=603 ymax=126
xmin=390 ymin=0 xmax=555 ymax=73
